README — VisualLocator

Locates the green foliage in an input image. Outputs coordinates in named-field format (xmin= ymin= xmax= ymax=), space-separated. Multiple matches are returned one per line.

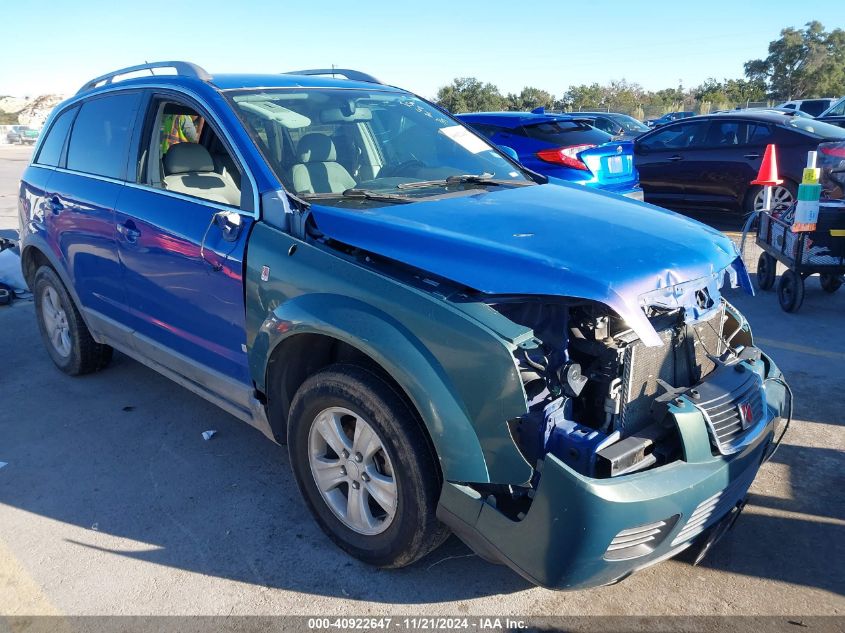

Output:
xmin=435 ymin=78 xmax=506 ymax=113
xmin=744 ymin=21 xmax=845 ymax=99
xmin=506 ymin=86 xmax=556 ymax=112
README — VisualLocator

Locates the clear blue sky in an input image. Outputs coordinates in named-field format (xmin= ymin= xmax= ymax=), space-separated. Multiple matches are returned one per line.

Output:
xmin=0 ymin=0 xmax=841 ymax=98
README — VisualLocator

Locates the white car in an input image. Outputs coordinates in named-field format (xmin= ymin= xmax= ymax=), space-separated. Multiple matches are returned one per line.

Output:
xmin=777 ymin=98 xmax=838 ymax=117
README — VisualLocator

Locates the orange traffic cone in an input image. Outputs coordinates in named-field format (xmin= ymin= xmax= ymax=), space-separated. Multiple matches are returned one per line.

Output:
xmin=751 ymin=144 xmax=783 ymax=186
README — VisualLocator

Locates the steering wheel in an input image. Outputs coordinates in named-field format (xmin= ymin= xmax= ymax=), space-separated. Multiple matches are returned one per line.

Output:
xmin=380 ymin=158 xmax=426 ymax=178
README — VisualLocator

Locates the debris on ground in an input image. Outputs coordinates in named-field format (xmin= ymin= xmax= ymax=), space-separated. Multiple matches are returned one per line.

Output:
xmin=0 ymin=462 xmax=7 ymax=470
xmin=201 ymin=430 xmax=217 ymax=441
xmin=0 ymin=244 xmax=28 ymax=300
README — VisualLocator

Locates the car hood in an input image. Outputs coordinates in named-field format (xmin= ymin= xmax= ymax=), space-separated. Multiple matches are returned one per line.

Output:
xmin=308 ymin=183 xmax=751 ymax=346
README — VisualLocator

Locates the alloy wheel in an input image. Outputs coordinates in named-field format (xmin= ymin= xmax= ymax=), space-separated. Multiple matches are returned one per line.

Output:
xmin=307 ymin=406 xmax=398 ymax=535
xmin=41 ymin=285 xmax=72 ymax=357
xmin=754 ymin=185 xmax=794 ymax=213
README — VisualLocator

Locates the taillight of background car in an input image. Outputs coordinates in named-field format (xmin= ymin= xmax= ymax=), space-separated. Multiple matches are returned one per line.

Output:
xmin=536 ymin=144 xmax=596 ymax=170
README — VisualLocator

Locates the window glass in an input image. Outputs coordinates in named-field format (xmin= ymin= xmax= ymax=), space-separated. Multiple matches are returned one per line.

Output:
xmin=641 ymin=121 xmax=708 ymax=149
xmin=825 ymin=99 xmax=845 ymax=117
xmin=144 ymin=99 xmax=242 ymax=207
xmin=228 ymin=89 xmax=532 ymax=204
xmin=747 ymin=123 xmax=773 ymax=145
xmin=67 ymin=93 xmax=141 ymax=179
xmin=35 ymin=107 xmax=77 ymax=167
xmin=800 ymin=100 xmax=831 ymax=117
xmin=704 ymin=120 xmax=746 ymax=146
xmin=521 ymin=120 xmax=611 ymax=146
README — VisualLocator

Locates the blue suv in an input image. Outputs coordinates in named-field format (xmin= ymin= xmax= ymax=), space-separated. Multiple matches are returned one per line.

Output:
xmin=457 ymin=110 xmax=642 ymax=199
xmin=17 ymin=62 xmax=790 ymax=590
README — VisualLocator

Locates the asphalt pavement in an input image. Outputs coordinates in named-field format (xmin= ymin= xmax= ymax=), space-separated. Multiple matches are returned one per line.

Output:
xmin=0 ymin=145 xmax=842 ymax=618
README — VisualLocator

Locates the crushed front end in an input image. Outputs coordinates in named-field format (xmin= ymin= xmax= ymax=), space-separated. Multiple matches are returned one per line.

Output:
xmin=437 ymin=271 xmax=791 ymax=590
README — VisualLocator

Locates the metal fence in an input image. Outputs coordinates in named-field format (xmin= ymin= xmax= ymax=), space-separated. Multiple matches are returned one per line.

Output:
xmin=567 ymin=100 xmax=776 ymax=121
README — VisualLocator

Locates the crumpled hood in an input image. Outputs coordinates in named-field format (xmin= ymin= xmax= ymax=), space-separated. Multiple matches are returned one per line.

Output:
xmin=308 ymin=182 xmax=751 ymax=346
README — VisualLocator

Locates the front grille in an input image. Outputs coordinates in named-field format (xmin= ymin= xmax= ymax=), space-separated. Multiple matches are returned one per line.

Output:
xmin=671 ymin=466 xmax=757 ymax=546
xmin=605 ymin=515 xmax=679 ymax=561
xmin=693 ymin=367 xmax=765 ymax=455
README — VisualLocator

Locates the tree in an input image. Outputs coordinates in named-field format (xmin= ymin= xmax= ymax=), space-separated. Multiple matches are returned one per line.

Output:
xmin=505 ymin=86 xmax=556 ymax=111
xmin=744 ymin=21 xmax=845 ymax=99
xmin=435 ymin=78 xmax=506 ymax=113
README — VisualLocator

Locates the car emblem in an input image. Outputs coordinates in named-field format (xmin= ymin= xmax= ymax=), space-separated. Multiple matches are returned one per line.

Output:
xmin=616 ymin=145 xmax=623 ymax=154
xmin=737 ymin=401 xmax=754 ymax=430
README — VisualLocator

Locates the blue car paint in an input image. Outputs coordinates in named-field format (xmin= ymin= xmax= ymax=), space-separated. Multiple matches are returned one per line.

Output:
xmin=456 ymin=111 xmax=641 ymax=195
xmin=306 ymin=181 xmax=750 ymax=348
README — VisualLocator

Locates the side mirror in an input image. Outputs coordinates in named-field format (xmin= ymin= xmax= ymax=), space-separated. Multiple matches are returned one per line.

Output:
xmin=215 ymin=210 xmax=243 ymax=242
xmin=498 ymin=145 xmax=520 ymax=162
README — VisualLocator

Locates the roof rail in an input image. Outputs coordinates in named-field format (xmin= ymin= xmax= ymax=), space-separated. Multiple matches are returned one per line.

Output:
xmin=283 ymin=68 xmax=383 ymax=85
xmin=77 ymin=61 xmax=212 ymax=95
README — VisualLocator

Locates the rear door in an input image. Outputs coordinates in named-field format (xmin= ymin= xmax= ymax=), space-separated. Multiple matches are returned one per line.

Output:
xmin=44 ymin=92 xmax=142 ymax=335
xmin=114 ymin=91 xmax=256 ymax=387
xmin=634 ymin=120 xmax=709 ymax=203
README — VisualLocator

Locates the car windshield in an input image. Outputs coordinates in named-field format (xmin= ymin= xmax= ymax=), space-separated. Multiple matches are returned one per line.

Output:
xmin=227 ymin=88 xmax=532 ymax=205
xmin=786 ymin=117 xmax=845 ymax=139
xmin=610 ymin=114 xmax=649 ymax=133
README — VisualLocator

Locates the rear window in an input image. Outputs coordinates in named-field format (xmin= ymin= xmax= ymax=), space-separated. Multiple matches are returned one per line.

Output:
xmin=785 ymin=117 xmax=845 ymax=140
xmin=801 ymin=100 xmax=833 ymax=117
xmin=521 ymin=120 xmax=611 ymax=146
xmin=35 ymin=107 xmax=78 ymax=167
xmin=67 ymin=92 xmax=142 ymax=179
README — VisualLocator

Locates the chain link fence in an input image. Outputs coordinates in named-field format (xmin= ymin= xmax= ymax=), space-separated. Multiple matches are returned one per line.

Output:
xmin=566 ymin=100 xmax=776 ymax=121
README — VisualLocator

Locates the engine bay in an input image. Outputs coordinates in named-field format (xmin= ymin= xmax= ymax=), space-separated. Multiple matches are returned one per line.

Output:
xmin=494 ymin=297 xmax=748 ymax=480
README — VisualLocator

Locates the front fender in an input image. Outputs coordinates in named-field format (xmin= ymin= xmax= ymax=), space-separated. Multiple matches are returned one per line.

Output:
xmin=251 ymin=293 xmax=493 ymax=483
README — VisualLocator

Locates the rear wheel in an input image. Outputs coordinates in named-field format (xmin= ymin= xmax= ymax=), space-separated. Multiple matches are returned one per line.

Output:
xmin=33 ymin=266 xmax=112 ymax=375
xmin=748 ymin=181 xmax=796 ymax=215
xmin=777 ymin=269 xmax=805 ymax=313
xmin=287 ymin=364 xmax=448 ymax=568
xmin=756 ymin=253 xmax=776 ymax=291
xmin=819 ymin=273 xmax=843 ymax=293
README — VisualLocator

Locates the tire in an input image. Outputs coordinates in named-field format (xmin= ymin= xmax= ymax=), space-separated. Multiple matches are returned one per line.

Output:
xmin=819 ymin=273 xmax=843 ymax=294
xmin=756 ymin=253 xmax=776 ymax=291
xmin=746 ymin=181 xmax=797 ymax=215
xmin=287 ymin=363 xmax=449 ymax=568
xmin=777 ymin=269 xmax=805 ymax=313
xmin=33 ymin=265 xmax=113 ymax=375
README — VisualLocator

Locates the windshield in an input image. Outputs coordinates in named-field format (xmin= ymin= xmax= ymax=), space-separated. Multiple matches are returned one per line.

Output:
xmin=228 ymin=88 xmax=531 ymax=204
xmin=610 ymin=114 xmax=649 ymax=133
xmin=786 ymin=117 xmax=845 ymax=139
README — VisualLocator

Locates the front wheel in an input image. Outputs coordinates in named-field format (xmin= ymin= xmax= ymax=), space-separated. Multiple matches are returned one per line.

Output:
xmin=287 ymin=364 xmax=448 ymax=568
xmin=777 ymin=269 xmax=805 ymax=313
xmin=756 ymin=253 xmax=776 ymax=291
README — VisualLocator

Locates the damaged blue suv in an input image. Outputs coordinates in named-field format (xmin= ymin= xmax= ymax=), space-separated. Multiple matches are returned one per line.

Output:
xmin=19 ymin=62 xmax=790 ymax=590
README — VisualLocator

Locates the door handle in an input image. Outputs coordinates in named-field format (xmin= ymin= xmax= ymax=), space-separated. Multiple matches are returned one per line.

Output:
xmin=49 ymin=196 xmax=64 ymax=214
xmin=744 ymin=153 xmax=760 ymax=159
xmin=668 ymin=155 xmax=683 ymax=162
xmin=117 ymin=221 xmax=140 ymax=243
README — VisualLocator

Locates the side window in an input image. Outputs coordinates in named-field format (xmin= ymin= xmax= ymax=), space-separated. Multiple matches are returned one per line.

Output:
xmin=143 ymin=98 xmax=242 ymax=208
xmin=641 ymin=122 xmax=707 ymax=150
xmin=781 ymin=103 xmax=796 ymax=110
xmin=66 ymin=93 xmax=141 ymax=179
xmin=703 ymin=120 xmax=746 ymax=147
xmin=825 ymin=100 xmax=845 ymax=117
xmin=34 ymin=107 xmax=78 ymax=167
xmin=747 ymin=123 xmax=773 ymax=145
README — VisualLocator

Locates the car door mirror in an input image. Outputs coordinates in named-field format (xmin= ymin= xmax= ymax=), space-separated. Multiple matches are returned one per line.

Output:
xmin=215 ymin=210 xmax=243 ymax=242
xmin=498 ymin=145 xmax=520 ymax=162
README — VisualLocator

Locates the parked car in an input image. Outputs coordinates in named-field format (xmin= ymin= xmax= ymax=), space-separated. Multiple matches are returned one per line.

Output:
xmin=818 ymin=96 xmax=845 ymax=129
xmin=777 ymin=98 xmax=838 ymax=117
xmin=819 ymin=141 xmax=845 ymax=200
xmin=644 ymin=111 xmax=695 ymax=127
xmin=569 ymin=111 xmax=650 ymax=140
xmin=6 ymin=125 xmax=39 ymax=145
xmin=634 ymin=111 xmax=845 ymax=214
xmin=457 ymin=111 xmax=642 ymax=198
xmin=19 ymin=61 xmax=790 ymax=591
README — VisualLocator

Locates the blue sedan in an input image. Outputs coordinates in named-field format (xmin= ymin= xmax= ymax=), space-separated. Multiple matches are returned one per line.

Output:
xmin=457 ymin=109 xmax=642 ymax=198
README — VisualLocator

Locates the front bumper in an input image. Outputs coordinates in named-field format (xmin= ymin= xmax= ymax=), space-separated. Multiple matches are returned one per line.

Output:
xmin=437 ymin=351 xmax=789 ymax=590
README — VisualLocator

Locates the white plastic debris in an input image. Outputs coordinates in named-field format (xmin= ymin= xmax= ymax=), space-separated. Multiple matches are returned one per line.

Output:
xmin=0 ymin=462 xmax=7 ymax=470
xmin=0 ymin=250 xmax=27 ymax=292
xmin=202 ymin=430 xmax=217 ymax=441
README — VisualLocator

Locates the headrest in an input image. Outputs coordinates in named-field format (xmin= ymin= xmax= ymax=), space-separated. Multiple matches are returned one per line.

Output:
xmin=163 ymin=143 xmax=214 ymax=175
xmin=297 ymin=133 xmax=336 ymax=163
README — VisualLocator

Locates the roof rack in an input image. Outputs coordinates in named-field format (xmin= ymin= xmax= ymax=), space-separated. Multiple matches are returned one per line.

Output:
xmin=77 ymin=61 xmax=212 ymax=95
xmin=283 ymin=68 xmax=383 ymax=85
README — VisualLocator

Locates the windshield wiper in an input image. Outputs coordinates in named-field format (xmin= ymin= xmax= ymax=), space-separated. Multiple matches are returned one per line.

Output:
xmin=300 ymin=189 xmax=415 ymax=203
xmin=396 ymin=173 xmax=535 ymax=190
